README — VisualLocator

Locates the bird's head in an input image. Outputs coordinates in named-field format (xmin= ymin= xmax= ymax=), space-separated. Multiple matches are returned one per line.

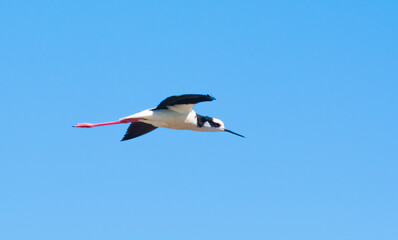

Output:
xmin=197 ymin=115 xmax=244 ymax=138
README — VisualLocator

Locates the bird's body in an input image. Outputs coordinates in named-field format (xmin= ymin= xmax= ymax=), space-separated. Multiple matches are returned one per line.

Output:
xmin=74 ymin=94 xmax=244 ymax=141
xmin=121 ymin=108 xmax=198 ymax=130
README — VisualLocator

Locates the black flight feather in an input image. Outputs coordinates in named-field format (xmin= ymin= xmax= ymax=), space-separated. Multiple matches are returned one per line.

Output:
xmin=155 ymin=94 xmax=215 ymax=110
xmin=121 ymin=122 xmax=158 ymax=141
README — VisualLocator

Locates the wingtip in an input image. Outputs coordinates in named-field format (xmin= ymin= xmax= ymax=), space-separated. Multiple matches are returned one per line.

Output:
xmin=207 ymin=94 xmax=216 ymax=101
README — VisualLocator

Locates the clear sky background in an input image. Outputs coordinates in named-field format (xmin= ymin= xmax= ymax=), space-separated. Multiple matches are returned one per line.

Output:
xmin=1 ymin=1 xmax=397 ymax=239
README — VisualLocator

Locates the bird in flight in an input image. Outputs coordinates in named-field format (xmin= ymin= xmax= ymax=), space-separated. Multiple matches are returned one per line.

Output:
xmin=73 ymin=94 xmax=244 ymax=141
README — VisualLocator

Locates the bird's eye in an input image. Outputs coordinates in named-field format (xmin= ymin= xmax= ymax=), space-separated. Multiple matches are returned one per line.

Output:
xmin=214 ymin=123 xmax=221 ymax=128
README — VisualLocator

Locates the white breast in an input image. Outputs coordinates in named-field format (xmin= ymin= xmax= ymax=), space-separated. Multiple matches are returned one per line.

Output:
xmin=146 ymin=109 xmax=198 ymax=130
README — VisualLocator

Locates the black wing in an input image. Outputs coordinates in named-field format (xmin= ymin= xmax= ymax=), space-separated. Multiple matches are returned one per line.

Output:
xmin=155 ymin=94 xmax=215 ymax=110
xmin=121 ymin=122 xmax=158 ymax=141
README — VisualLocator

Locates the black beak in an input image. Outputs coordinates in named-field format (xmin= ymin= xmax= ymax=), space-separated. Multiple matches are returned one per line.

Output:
xmin=224 ymin=129 xmax=245 ymax=138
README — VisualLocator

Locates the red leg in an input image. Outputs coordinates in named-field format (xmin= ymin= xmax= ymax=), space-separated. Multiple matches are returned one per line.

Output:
xmin=73 ymin=118 xmax=145 ymax=128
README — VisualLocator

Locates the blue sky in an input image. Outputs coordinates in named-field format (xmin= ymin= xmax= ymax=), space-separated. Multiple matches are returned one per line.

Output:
xmin=1 ymin=1 xmax=397 ymax=239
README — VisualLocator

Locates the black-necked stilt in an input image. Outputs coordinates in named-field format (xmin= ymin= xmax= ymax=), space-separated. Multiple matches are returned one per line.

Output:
xmin=74 ymin=94 xmax=244 ymax=141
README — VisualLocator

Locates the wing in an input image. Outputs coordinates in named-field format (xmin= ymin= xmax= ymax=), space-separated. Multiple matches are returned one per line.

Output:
xmin=121 ymin=122 xmax=158 ymax=141
xmin=155 ymin=94 xmax=216 ymax=112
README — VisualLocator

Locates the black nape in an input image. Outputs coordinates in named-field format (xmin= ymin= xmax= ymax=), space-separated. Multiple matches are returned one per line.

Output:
xmin=196 ymin=114 xmax=220 ymax=128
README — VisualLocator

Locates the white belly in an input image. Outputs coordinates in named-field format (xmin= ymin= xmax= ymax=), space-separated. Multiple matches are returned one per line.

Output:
xmin=147 ymin=110 xmax=198 ymax=130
